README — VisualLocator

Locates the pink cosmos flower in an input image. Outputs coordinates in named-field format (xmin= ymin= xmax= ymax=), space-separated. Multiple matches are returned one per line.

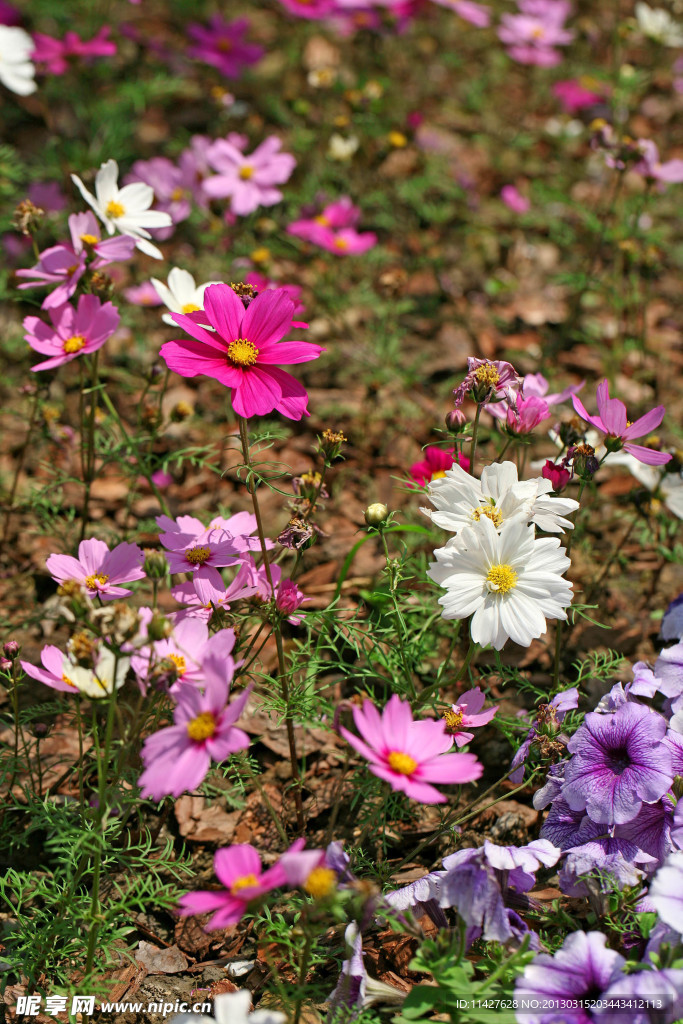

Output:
xmin=632 ymin=139 xmax=683 ymax=185
xmin=552 ymin=79 xmax=604 ymax=113
xmin=275 ymin=578 xmax=309 ymax=624
xmin=444 ymin=687 xmax=498 ymax=747
xmin=430 ymin=0 xmax=491 ymax=26
xmin=46 ymin=538 xmax=145 ymax=600
xmin=177 ymin=843 xmax=290 ymax=929
xmin=572 ymin=380 xmax=672 ymax=466
xmin=138 ymin=646 xmax=251 ymax=800
xmin=17 ymin=212 xmax=134 ymax=309
xmin=160 ymin=284 xmax=323 ymax=420
xmin=178 ymin=135 xmax=214 ymax=208
xmin=276 ymin=0 xmax=337 ymax=19
xmin=172 ymin=562 xmax=259 ymax=622
xmin=24 ymin=294 xmax=120 ymax=372
xmin=124 ymin=281 xmax=164 ymax=306
xmin=157 ymin=510 xmax=265 ymax=560
xmin=409 ymin=447 xmax=471 ymax=486
xmin=453 ymin=357 xmax=521 ymax=409
xmin=501 ymin=185 xmax=530 ymax=213
xmin=131 ymin=614 xmax=235 ymax=693
xmin=498 ymin=0 xmax=573 ymax=66
xmin=31 ymin=27 xmax=116 ymax=75
xmin=486 ymin=372 xmax=583 ymax=422
xmin=28 ymin=181 xmax=67 ymax=212
xmin=203 ymin=136 xmax=296 ymax=216
xmin=340 ymin=694 xmax=483 ymax=803
xmin=288 ymin=198 xmax=377 ymax=256
xmin=125 ymin=157 xmax=195 ymax=239
xmin=20 ymin=645 xmax=78 ymax=693
xmin=187 ymin=16 xmax=264 ymax=79
xmin=245 ymin=271 xmax=305 ymax=315
xmin=505 ymin=395 xmax=551 ymax=435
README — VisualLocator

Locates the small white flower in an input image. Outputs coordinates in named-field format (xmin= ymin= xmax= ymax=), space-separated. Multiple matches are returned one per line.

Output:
xmin=0 ymin=26 xmax=36 ymax=96
xmin=428 ymin=516 xmax=572 ymax=650
xmin=71 ymin=159 xmax=173 ymax=260
xmin=169 ymin=990 xmax=286 ymax=1024
xmin=422 ymin=461 xmax=579 ymax=536
xmin=327 ymin=133 xmax=360 ymax=162
xmin=635 ymin=3 xmax=683 ymax=45
xmin=61 ymin=648 xmax=129 ymax=699
xmin=151 ymin=268 xmax=222 ymax=326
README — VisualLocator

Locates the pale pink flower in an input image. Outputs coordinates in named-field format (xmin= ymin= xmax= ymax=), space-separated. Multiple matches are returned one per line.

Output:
xmin=131 ymin=616 xmax=237 ymax=695
xmin=171 ymin=562 xmax=259 ymax=622
xmin=633 ymin=139 xmax=683 ymax=185
xmin=124 ymin=281 xmax=164 ymax=306
xmin=572 ymin=380 xmax=672 ymax=466
xmin=203 ymin=136 xmax=296 ymax=216
xmin=125 ymin=157 xmax=195 ymax=238
xmin=340 ymin=694 xmax=483 ymax=803
xmin=430 ymin=0 xmax=491 ymax=27
xmin=46 ymin=537 xmax=145 ymax=600
xmin=444 ymin=687 xmax=498 ymax=747
xmin=498 ymin=0 xmax=573 ymax=66
xmin=24 ymin=294 xmax=120 ymax=371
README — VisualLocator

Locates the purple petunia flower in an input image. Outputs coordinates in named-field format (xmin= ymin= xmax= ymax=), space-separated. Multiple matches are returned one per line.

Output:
xmin=661 ymin=594 xmax=683 ymax=643
xmin=596 ymin=967 xmax=683 ymax=1024
xmin=514 ymin=931 xmax=626 ymax=1024
xmin=562 ymin=702 xmax=673 ymax=826
xmin=649 ymin=850 xmax=683 ymax=933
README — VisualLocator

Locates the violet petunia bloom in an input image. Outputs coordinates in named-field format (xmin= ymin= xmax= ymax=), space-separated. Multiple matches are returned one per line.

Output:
xmin=187 ymin=16 xmax=263 ymax=79
xmin=24 ymin=293 xmax=120 ymax=372
xmin=31 ymin=27 xmax=116 ymax=75
xmin=443 ymin=686 xmax=498 ymax=747
xmin=597 ymin=969 xmax=683 ymax=1024
xmin=160 ymin=284 xmax=323 ymax=421
xmin=562 ymin=702 xmax=673 ymax=826
xmin=572 ymin=380 xmax=672 ymax=467
xmin=661 ymin=593 xmax=683 ymax=643
xmin=177 ymin=842 xmax=298 ymax=929
xmin=46 ymin=537 xmax=145 ymax=601
xmin=514 ymin=931 xmax=626 ymax=1024
xmin=339 ymin=694 xmax=482 ymax=804
xmin=203 ymin=136 xmax=295 ymax=216
xmin=649 ymin=850 xmax=683 ymax=933
xmin=17 ymin=211 xmax=134 ymax=308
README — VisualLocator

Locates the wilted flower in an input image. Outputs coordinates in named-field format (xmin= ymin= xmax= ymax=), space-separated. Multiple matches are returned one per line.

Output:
xmin=453 ymin=357 xmax=521 ymax=408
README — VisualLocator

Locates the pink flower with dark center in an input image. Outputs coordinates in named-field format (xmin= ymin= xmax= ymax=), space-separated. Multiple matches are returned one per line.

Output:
xmin=31 ymin=27 xmax=116 ymax=75
xmin=409 ymin=447 xmax=470 ymax=486
xmin=552 ymin=79 xmax=604 ymax=113
xmin=17 ymin=211 xmax=134 ymax=309
xmin=572 ymin=380 xmax=672 ymax=466
xmin=443 ymin=687 xmax=498 ymax=747
xmin=160 ymin=284 xmax=323 ymax=420
xmin=340 ymin=694 xmax=483 ymax=803
xmin=501 ymin=184 xmax=530 ymax=213
xmin=46 ymin=537 xmax=145 ymax=600
xmin=138 ymin=644 xmax=251 ymax=800
xmin=177 ymin=843 xmax=291 ymax=929
xmin=24 ymin=294 xmax=120 ymax=372
xmin=203 ymin=136 xmax=295 ymax=216
xmin=187 ymin=15 xmax=264 ymax=79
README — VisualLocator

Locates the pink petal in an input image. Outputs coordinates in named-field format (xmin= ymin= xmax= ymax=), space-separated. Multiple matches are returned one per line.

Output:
xmin=203 ymin=283 xmax=244 ymax=342
xmin=622 ymin=444 xmax=672 ymax=466
xmin=231 ymin=366 xmax=282 ymax=418
xmin=241 ymin=289 xmax=295 ymax=349
xmin=623 ymin=405 xmax=666 ymax=440
xmin=214 ymin=844 xmax=262 ymax=887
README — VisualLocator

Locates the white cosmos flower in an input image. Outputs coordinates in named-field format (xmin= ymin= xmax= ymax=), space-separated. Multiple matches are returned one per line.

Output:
xmin=635 ymin=3 xmax=683 ymax=45
xmin=71 ymin=159 xmax=173 ymax=260
xmin=427 ymin=516 xmax=572 ymax=650
xmin=62 ymin=648 xmax=129 ymax=699
xmin=169 ymin=990 xmax=285 ymax=1024
xmin=151 ymin=268 xmax=222 ymax=326
xmin=422 ymin=461 xmax=579 ymax=535
xmin=0 ymin=26 xmax=37 ymax=96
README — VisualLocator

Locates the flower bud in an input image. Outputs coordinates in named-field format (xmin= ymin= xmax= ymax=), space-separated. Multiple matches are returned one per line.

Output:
xmin=568 ymin=443 xmax=599 ymax=479
xmin=364 ymin=503 xmax=389 ymax=527
xmin=319 ymin=428 xmax=347 ymax=463
xmin=147 ymin=609 xmax=173 ymax=642
xmin=276 ymin=579 xmax=307 ymax=616
xmin=445 ymin=408 xmax=468 ymax=433
xmin=144 ymin=549 xmax=169 ymax=580
xmin=542 ymin=460 xmax=571 ymax=493
xmin=3 ymin=641 xmax=19 ymax=660
xmin=0 ymin=657 xmax=12 ymax=673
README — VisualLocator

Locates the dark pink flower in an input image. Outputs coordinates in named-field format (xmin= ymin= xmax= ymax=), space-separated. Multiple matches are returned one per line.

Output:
xmin=340 ymin=694 xmax=482 ymax=804
xmin=276 ymin=0 xmax=337 ymax=19
xmin=552 ymin=79 xmax=604 ymax=113
xmin=31 ymin=27 xmax=116 ymax=75
xmin=24 ymin=294 xmax=120 ymax=372
xmin=188 ymin=16 xmax=263 ymax=79
xmin=505 ymin=395 xmax=551 ymax=435
xmin=409 ymin=447 xmax=470 ymax=486
xmin=245 ymin=271 xmax=305 ymax=314
xmin=275 ymin=578 xmax=309 ymax=624
xmin=203 ymin=136 xmax=296 ymax=216
xmin=572 ymin=380 xmax=672 ymax=466
xmin=160 ymin=284 xmax=323 ymax=420
xmin=542 ymin=459 xmax=571 ymax=492
xmin=288 ymin=197 xmax=376 ymax=255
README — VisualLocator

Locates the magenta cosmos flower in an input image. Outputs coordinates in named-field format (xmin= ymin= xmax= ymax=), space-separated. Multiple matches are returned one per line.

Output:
xmin=137 ymin=655 xmax=251 ymax=800
xmin=340 ymin=694 xmax=483 ymax=803
xmin=160 ymin=284 xmax=323 ymax=420
xmin=444 ymin=687 xmax=498 ymax=747
xmin=46 ymin=538 xmax=144 ymax=600
xmin=187 ymin=15 xmax=264 ymax=79
xmin=572 ymin=380 xmax=672 ymax=466
xmin=409 ymin=447 xmax=470 ymax=486
xmin=24 ymin=294 xmax=120 ymax=372
xmin=288 ymin=198 xmax=377 ymax=256
xmin=31 ymin=27 xmax=116 ymax=75
xmin=203 ymin=136 xmax=295 ymax=216
xmin=177 ymin=843 xmax=291 ymax=929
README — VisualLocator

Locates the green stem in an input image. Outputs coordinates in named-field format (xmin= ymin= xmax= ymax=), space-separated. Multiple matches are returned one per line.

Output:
xmin=552 ymin=478 xmax=586 ymax=688
xmin=80 ymin=350 xmax=101 ymax=542
xmin=469 ymin=404 xmax=482 ymax=475
xmin=379 ymin=529 xmax=416 ymax=700
xmin=2 ymin=386 xmax=42 ymax=544
xmin=237 ymin=415 xmax=304 ymax=834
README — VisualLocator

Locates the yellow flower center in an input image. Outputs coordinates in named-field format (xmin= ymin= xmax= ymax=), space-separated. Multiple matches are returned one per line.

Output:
xmin=315 ymin=214 xmax=330 ymax=226
xmin=218 ymin=38 xmax=233 ymax=52
xmin=333 ymin=237 xmax=349 ymax=250
xmin=473 ymin=364 xmax=500 ymax=388
xmin=239 ymin=165 xmax=254 ymax=180
xmin=61 ymin=673 xmax=77 ymax=688
xmin=431 ymin=470 xmax=447 ymax=480
xmin=84 ymin=573 xmax=110 ymax=590
xmin=485 ymin=563 xmax=518 ymax=594
xmin=531 ymin=25 xmax=545 ymax=38
xmin=105 ymin=199 xmax=125 ymax=219
xmin=181 ymin=303 xmax=200 ymax=314
xmin=472 ymin=504 xmax=503 ymax=528
xmin=443 ymin=708 xmax=464 ymax=730
xmin=185 ymin=545 xmax=212 ymax=565
xmin=80 ymin=233 xmax=99 ymax=245
xmin=228 ymin=338 xmax=260 ymax=367
xmin=171 ymin=187 xmax=186 ymax=201
xmin=387 ymin=751 xmax=418 ymax=775
xmin=304 ymin=867 xmax=337 ymax=900
xmin=63 ymin=335 xmax=87 ymax=354
xmin=388 ymin=131 xmax=408 ymax=148
xmin=186 ymin=711 xmax=217 ymax=742
xmin=168 ymin=653 xmax=187 ymax=675
xmin=231 ymin=873 xmax=259 ymax=895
